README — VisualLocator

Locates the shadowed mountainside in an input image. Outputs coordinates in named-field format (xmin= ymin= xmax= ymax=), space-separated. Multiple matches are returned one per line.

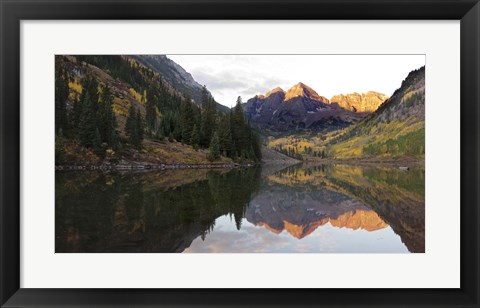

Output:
xmin=55 ymin=168 xmax=262 ymax=253
xmin=258 ymin=164 xmax=424 ymax=252
xmin=56 ymin=163 xmax=423 ymax=253
xmin=328 ymin=66 xmax=425 ymax=159
xmin=243 ymin=83 xmax=375 ymax=133
xmin=131 ymin=55 xmax=229 ymax=113
xmin=245 ymin=186 xmax=388 ymax=239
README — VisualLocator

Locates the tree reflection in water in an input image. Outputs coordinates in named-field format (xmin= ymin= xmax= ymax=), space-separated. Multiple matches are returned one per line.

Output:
xmin=56 ymin=163 xmax=424 ymax=253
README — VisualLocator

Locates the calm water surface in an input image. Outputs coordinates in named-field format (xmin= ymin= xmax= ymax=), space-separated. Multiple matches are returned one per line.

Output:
xmin=55 ymin=163 xmax=425 ymax=253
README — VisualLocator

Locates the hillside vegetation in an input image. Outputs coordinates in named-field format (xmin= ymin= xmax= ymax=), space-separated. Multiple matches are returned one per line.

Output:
xmin=328 ymin=66 xmax=424 ymax=159
xmin=55 ymin=55 xmax=261 ymax=166
xmin=267 ymin=66 xmax=425 ymax=161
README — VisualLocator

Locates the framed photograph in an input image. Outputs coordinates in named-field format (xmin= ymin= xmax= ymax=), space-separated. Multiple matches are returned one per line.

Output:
xmin=1 ymin=0 xmax=479 ymax=307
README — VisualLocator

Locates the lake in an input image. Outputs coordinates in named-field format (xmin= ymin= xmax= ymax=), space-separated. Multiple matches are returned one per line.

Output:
xmin=55 ymin=163 xmax=425 ymax=253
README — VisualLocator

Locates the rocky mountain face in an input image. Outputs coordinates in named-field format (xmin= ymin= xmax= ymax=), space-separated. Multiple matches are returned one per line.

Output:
xmin=248 ymin=163 xmax=424 ymax=252
xmin=325 ymin=165 xmax=425 ymax=253
xmin=256 ymin=68 xmax=424 ymax=160
xmin=245 ymin=186 xmax=388 ymax=239
xmin=243 ymin=83 xmax=382 ymax=133
xmin=374 ymin=66 xmax=425 ymax=122
xmin=132 ymin=55 xmax=202 ymax=101
xmin=325 ymin=66 xmax=425 ymax=159
xmin=131 ymin=55 xmax=229 ymax=113
xmin=330 ymin=91 xmax=388 ymax=112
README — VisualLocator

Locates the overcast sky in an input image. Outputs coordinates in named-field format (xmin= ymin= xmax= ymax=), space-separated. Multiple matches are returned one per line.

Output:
xmin=168 ymin=55 xmax=425 ymax=108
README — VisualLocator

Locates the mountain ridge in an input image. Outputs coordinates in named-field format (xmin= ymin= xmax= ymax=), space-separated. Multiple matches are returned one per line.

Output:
xmin=327 ymin=66 xmax=425 ymax=158
xmin=284 ymin=82 xmax=328 ymax=101
xmin=55 ymin=55 xmax=261 ymax=166
xmin=131 ymin=55 xmax=230 ymax=113
xmin=244 ymin=82 xmax=385 ymax=134
xmin=330 ymin=91 xmax=388 ymax=112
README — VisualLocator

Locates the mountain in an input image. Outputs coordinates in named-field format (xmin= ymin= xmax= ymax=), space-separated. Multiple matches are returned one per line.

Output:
xmin=244 ymin=82 xmax=370 ymax=133
xmin=328 ymin=66 xmax=425 ymax=158
xmin=55 ymin=55 xmax=261 ymax=166
xmin=245 ymin=186 xmax=388 ymax=239
xmin=324 ymin=164 xmax=425 ymax=253
xmin=131 ymin=55 xmax=229 ymax=113
xmin=330 ymin=91 xmax=388 ymax=113
xmin=371 ymin=66 xmax=425 ymax=123
xmin=56 ymin=167 xmax=262 ymax=253
xmin=131 ymin=55 xmax=203 ymax=102
xmin=251 ymin=163 xmax=424 ymax=252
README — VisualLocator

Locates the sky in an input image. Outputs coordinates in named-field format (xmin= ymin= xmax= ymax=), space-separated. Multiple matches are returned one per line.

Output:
xmin=168 ymin=55 xmax=425 ymax=108
xmin=184 ymin=215 xmax=408 ymax=253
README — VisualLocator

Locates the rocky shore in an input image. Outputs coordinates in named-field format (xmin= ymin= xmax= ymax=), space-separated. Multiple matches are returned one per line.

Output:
xmin=55 ymin=162 xmax=255 ymax=172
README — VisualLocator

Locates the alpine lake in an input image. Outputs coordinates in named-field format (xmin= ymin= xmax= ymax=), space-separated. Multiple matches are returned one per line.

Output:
xmin=55 ymin=163 xmax=425 ymax=253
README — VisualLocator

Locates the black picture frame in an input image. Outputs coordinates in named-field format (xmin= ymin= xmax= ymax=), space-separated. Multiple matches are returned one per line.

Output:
xmin=1 ymin=0 xmax=479 ymax=307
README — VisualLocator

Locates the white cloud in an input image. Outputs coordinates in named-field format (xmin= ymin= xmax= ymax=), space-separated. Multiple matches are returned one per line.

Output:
xmin=168 ymin=55 xmax=425 ymax=107
xmin=183 ymin=215 xmax=408 ymax=253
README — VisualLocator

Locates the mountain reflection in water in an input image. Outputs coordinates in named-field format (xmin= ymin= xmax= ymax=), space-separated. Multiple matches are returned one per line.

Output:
xmin=55 ymin=163 xmax=425 ymax=253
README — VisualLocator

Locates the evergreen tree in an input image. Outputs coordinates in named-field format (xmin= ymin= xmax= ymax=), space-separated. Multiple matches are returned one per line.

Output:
xmin=251 ymin=132 xmax=262 ymax=161
xmin=56 ymin=56 xmax=266 ymax=163
xmin=173 ymin=123 xmax=182 ymax=142
xmin=200 ymin=86 xmax=216 ymax=147
xmin=98 ymin=84 xmax=117 ymax=147
xmin=125 ymin=105 xmax=144 ymax=149
xmin=207 ymin=131 xmax=221 ymax=161
xmin=231 ymin=97 xmax=249 ymax=156
xmin=145 ymin=85 xmax=157 ymax=135
xmin=81 ymin=74 xmax=99 ymax=111
xmin=155 ymin=119 xmax=165 ymax=141
xmin=181 ymin=98 xmax=195 ymax=144
xmin=78 ymin=91 xmax=98 ymax=148
xmin=135 ymin=108 xmax=144 ymax=148
xmin=200 ymin=85 xmax=210 ymax=107
xmin=217 ymin=115 xmax=232 ymax=156
xmin=55 ymin=128 xmax=66 ymax=164
xmin=125 ymin=104 xmax=137 ymax=146
xmin=71 ymin=94 xmax=82 ymax=132
xmin=55 ymin=57 xmax=69 ymax=135
xmin=190 ymin=124 xmax=200 ymax=150
xmin=92 ymin=127 xmax=103 ymax=157
xmin=234 ymin=213 xmax=242 ymax=231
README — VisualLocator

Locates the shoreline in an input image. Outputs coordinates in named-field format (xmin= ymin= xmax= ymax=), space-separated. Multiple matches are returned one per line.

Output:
xmin=302 ymin=157 xmax=424 ymax=167
xmin=55 ymin=162 xmax=256 ymax=171
xmin=55 ymin=156 xmax=424 ymax=172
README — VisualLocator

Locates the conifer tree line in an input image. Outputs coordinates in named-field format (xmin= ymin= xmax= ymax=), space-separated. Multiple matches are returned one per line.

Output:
xmin=56 ymin=57 xmax=120 ymax=159
xmin=55 ymin=55 xmax=262 ymax=162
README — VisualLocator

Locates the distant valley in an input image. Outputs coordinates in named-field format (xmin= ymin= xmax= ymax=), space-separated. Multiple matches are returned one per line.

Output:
xmin=55 ymin=55 xmax=425 ymax=254
xmin=265 ymin=66 xmax=425 ymax=161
